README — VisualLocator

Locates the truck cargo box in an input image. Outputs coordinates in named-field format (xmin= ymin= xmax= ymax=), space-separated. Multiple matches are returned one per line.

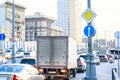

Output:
xmin=36 ymin=36 xmax=77 ymax=79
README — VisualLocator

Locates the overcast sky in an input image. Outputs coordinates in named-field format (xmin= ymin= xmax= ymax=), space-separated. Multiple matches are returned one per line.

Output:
xmin=80 ymin=0 xmax=120 ymax=39
xmin=1 ymin=0 xmax=120 ymax=39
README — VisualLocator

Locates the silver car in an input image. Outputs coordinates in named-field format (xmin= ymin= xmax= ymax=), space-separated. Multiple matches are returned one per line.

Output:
xmin=77 ymin=57 xmax=86 ymax=73
xmin=0 ymin=64 xmax=45 ymax=80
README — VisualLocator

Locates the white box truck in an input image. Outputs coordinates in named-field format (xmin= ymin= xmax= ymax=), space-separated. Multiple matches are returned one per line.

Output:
xmin=36 ymin=36 xmax=77 ymax=80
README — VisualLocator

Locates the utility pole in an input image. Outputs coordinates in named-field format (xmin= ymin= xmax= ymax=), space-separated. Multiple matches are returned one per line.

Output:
xmin=12 ymin=0 xmax=16 ymax=63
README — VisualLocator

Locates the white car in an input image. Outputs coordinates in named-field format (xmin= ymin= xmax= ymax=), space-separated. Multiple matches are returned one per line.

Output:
xmin=0 ymin=53 xmax=7 ymax=64
xmin=15 ymin=51 xmax=24 ymax=58
xmin=23 ymin=51 xmax=36 ymax=58
xmin=4 ymin=49 xmax=12 ymax=59
xmin=0 ymin=64 xmax=45 ymax=80
xmin=15 ymin=48 xmax=24 ymax=58
xmin=0 ymin=57 xmax=7 ymax=64
xmin=20 ymin=58 xmax=36 ymax=67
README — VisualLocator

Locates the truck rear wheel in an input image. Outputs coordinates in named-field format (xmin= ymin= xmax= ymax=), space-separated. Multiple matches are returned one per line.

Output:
xmin=69 ymin=69 xmax=76 ymax=78
xmin=73 ymin=74 xmax=75 ymax=77
xmin=46 ymin=76 xmax=51 ymax=80
xmin=63 ymin=77 xmax=69 ymax=80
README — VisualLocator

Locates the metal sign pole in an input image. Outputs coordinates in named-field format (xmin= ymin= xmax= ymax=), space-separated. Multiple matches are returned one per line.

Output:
xmin=117 ymin=37 xmax=120 ymax=76
xmin=12 ymin=0 xmax=16 ymax=63
xmin=85 ymin=0 xmax=97 ymax=80
xmin=114 ymin=31 xmax=120 ymax=77
xmin=81 ymin=0 xmax=97 ymax=79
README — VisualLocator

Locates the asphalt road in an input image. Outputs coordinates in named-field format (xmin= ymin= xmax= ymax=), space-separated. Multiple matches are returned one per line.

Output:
xmin=70 ymin=60 xmax=118 ymax=80
xmin=7 ymin=58 xmax=118 ymax=80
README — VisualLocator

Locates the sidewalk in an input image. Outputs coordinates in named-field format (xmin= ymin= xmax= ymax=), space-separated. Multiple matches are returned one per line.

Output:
xmin=97 ymin=73 xmax=112 ymax=80
xmin=81 ymin=73 xmax=112 ymax=80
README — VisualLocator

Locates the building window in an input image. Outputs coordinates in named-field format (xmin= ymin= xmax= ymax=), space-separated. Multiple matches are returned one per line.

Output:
xmin=17 ymin=26 xmax=20 ymax=30
xmin=30 ymin=22 xmax=33 ymax=26
xmin=26 ymin=22 xmax=29 ymax=28
xmin=41 ymin=21 xmax=47 ymax=27
xmin=28 ymin=22 xmax=31 ymax=27
xmin=37 ymin=21 xmax=41 ymax=27
xmin=34 ymin=33 xmax=37 ymax=36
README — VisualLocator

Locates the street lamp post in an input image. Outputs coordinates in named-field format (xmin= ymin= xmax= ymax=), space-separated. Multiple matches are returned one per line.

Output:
xmin=12 ymin=0 xmax=16 ymax=63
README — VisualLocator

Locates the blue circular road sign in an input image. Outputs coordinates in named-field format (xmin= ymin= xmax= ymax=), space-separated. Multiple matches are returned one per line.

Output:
xmin=0 ymin=33 xmax=6 ymax=40
xmin=84 ymin=25 xmax=96 ymax=37
xmin=114 ymin=31 xmax=120 ymax=38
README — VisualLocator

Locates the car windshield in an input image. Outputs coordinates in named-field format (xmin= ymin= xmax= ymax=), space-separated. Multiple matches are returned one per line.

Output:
xmin=80 ymin=55 xmax=88 ymax=60
xmin=99 ymin=56 xmax=105 ymax=59
xmin=77 ymin=58 xmax=81 ymax=61
xmin=0 ymin=65 xmax=24 ymax=73
xmin=20 ymin=59 xmax=35 ymax=65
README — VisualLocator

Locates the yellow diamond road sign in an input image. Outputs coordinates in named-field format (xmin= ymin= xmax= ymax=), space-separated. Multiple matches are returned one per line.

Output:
xmin=81 ymin=8 xmax=96 ymax=23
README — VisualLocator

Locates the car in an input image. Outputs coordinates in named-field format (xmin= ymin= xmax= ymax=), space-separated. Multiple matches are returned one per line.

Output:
xmin=0 ymin=51 xmax=8 ymax=64
xmin=77 ymin=57 xmax=86 ymax=73
xmin=23 ymin=52 xmax=31 ymax=58
xmin=79 ymin=54 xmax=100 ymax=65
xmin=79 ymin=54 xmax=89 ymax=61
xmin=15 ymin=51 xmax=24 ymax=58
xmin=0 ymin=57 xmax=7 ymax=64
xmin=107 ymin=54 xmax=115 ymax=60
xmin=98 ymin=54 xmax=108 ymax=62
xmin=94 ymin=56 xmax=100 ymax=65
xmin=109 ymin=57 xmax=114 ymax=63
xmin=23 ymin=51 xmax=36 ymax=58
xmin=114 ymin=55 xmax=119 ymax=59
xmin=20 ymin=58 xmax=36 ymax=67
xmin=0 ymin=64 xmax=45 ymax=80
xmin=15 ymin=49 xmax=24 ymax=58
xmin=4 ymin=49 xmax=12 ymax=59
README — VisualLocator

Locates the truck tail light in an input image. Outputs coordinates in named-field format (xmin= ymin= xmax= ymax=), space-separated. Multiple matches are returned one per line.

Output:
xmin=38 ymin=68 xmax=44 ymax=72
xmin=61 ymin=69 xmax=67 ymax=73
xmin=13 ymin=75 xmax=22 ymax=80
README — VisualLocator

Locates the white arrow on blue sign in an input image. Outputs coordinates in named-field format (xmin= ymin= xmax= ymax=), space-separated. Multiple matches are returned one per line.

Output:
xmin=0 ymin=33 xmax=6 ymax=40
xmin=84 ymin=25 xmax=96 ymax=37
xmin=114 ymin=31 xmax=120 ymax=38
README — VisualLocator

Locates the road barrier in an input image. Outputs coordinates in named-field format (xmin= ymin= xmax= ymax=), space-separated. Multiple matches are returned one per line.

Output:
xmin=112 ymin=68 xmax=120 ymax=80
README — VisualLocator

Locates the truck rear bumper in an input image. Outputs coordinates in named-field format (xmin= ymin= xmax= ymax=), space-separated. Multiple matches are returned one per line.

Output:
xmin=45 ymin=74 xmax=69 ymax=79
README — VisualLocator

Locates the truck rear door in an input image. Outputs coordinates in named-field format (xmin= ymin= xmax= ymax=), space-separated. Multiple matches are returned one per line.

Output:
xmin=37 ymin=38 xmax=51 ymax=67
xmin=53 ymin=37 xmax=67 ymax=67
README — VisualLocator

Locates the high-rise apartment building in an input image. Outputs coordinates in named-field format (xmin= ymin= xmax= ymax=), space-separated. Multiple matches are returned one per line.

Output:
xmin=0 ymin=1 xmax=25 ymax=41
xmin=57 ymin=0 xmax=82 ymax=44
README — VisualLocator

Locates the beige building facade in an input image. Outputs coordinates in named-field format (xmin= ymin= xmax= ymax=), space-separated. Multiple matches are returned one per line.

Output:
xmin=0 ymin=1 xmax=25 ymax=41
xmin=57 ymin=0 xmax=82 ymax=44
xmin=25 ymin=12 xmax=63 ymax=41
